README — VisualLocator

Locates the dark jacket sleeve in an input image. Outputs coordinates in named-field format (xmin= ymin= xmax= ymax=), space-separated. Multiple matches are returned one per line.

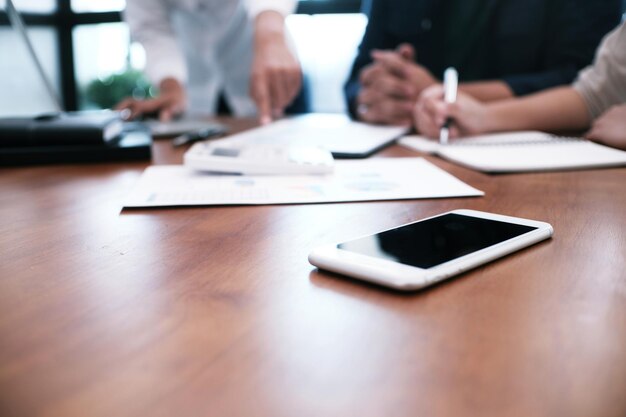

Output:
xmin=502 ymin=0 xmax=622 ymax=96
xmin=343 ymin=0 xmax=394 ymax=118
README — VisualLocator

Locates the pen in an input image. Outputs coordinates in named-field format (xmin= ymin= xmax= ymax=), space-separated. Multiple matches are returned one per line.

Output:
xmin=172 ymin=124 xmax=228 ymax=147
xmin=440 ymin=67 xmax=458 ymax=145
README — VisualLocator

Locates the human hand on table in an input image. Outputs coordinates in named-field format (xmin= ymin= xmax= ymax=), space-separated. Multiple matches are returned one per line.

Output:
xmin=356 ymin=43 xmax=437 ymax=126
xmin=585 ymin=104 xmax=626 ymax=150
xmin=115 ymin=77 xmax=186 ymax=122
xmin=414 ymin=84 xmax=491 ymax=139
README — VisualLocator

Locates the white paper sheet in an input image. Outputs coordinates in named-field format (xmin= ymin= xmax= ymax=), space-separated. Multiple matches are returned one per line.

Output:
xmin=124 ymin=158 xmax=483 ymax=207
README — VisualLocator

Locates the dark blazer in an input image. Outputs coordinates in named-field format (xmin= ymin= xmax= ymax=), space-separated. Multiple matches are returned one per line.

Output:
xmin=345 ymin=0 xmax=622 ymax=117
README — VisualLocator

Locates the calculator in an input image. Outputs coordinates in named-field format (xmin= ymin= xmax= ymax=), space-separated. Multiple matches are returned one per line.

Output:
xmin=183 ymin=141 xmax=335 ymax=175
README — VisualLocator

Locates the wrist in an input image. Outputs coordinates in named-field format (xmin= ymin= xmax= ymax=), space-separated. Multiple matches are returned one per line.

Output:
xmin=483 ymin=103 xmax=510 ymax=133
xmin=254 ymin=11 xmax=286 ymax=45
xmin=158 ymin=78 xmax=186 ymax=112
xmin=159 ymin=78 xmax=183 ymax=95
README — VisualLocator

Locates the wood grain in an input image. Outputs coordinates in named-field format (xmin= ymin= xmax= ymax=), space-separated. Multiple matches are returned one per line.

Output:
xmin=0 ymin=118 xmax=625 ymax=417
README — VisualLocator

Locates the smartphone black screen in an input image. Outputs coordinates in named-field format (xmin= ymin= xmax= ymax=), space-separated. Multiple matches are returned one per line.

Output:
xmin=337 ymin=214 xmax=537 ymax=269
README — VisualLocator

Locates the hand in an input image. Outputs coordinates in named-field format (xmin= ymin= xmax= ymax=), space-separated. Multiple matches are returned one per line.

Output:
xmin=114 ymin=77 xmax=186 ymax=122
xmin=250 ymin=11 xmax=302 ymax=125
xmin=371 ymin=44 xmax=438 ymax=96
xmin=585 ymin=105 xmax=626 ymax=150
xmin=414 ymin=84 xmax=490 ymax=139
xmin=356 ymin=44 xmax=437 ymax=125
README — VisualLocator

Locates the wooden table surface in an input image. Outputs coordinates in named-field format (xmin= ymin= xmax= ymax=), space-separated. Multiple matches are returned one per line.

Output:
xmin=1 ymin=118 xmax=625 ymax=417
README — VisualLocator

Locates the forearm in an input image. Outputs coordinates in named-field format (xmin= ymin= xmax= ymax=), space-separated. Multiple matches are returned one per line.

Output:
xmin=254 ymin=10 xmax=287 ymax=45
xmin=459 ymin=80 xmax=514 ymax=102
xmin=485 ymin=87 xmax=591 ymax=133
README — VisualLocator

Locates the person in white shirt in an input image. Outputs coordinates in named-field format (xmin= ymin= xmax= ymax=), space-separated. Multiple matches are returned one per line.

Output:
xmin=116 ymin=0 xmax=301 ymax=124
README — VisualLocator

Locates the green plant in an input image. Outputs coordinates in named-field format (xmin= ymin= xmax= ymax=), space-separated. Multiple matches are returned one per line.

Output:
xmin=84 ymin=69 xmax=155 ymax=109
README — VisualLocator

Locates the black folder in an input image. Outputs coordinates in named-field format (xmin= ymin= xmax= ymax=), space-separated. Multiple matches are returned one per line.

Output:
xmin=0 ymin=112 xmax=152 ymax=166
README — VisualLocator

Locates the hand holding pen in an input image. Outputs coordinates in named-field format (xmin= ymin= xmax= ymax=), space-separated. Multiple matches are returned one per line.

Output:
xmin=413 ymin=75 xmax=493 ymax=140
xmin=439 ymin=68 xmax=458 ymax=145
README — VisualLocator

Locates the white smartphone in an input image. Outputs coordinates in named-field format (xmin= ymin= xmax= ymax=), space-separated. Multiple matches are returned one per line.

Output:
xmin=308 ymin=209 xmax=553 ymax=291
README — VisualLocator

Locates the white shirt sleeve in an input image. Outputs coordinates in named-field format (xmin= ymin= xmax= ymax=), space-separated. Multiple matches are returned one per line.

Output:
xmin=573 ymin=22 xmax=626 ymax=120
xmin=124 ymin=0 xmax=188 ymax=86
xmin=244 ymin=0 xmax=297 ymax=19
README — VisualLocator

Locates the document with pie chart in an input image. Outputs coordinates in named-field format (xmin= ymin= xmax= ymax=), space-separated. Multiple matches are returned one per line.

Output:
xmin=124 ymin=158 xmax=483 ymax=208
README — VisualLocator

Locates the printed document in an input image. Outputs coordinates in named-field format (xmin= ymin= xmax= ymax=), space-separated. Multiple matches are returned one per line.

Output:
xmin=124 ymin=158 xmax=483 ymax=208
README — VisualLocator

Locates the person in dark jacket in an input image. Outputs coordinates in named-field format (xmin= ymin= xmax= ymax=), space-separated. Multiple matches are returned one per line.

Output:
xmin=345 ymin=0 xmax=622 ymax=126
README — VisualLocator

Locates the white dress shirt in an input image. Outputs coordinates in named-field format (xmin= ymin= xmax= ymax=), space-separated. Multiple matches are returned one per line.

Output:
xmin=125 ymin=0 xmax=296 ymax=116
xmin=573 ymin=22 xmax=626 ymax=120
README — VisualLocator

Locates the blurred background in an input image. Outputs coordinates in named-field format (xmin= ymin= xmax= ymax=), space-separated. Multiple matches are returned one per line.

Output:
xmin=0 ymin=0 xmax=368 ymax=117
xmin=1 ymin=0 xmax=625 ymax=117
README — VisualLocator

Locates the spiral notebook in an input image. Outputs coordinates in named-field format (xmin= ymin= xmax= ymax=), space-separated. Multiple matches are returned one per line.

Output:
xmin=399 ymin=131 xmax=626 ymax=173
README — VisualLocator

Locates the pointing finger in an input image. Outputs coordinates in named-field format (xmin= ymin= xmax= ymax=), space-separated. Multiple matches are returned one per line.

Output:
xmin=251 ymin=72 xmax=272 ymax=125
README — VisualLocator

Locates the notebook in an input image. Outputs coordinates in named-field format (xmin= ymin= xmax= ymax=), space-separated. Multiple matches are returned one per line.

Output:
xmin=399 ymin=131 xmax=626 ymax=173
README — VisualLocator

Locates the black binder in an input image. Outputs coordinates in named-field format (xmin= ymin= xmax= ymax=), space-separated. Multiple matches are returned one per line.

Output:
xmin=0 ymin=111 xmax=124 ymax=147
xmin=0 ymin=114 xmax=152 ymax=166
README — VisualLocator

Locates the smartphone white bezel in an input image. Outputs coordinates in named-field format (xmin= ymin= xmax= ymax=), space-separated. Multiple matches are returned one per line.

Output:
xmin=308 ymin=209 xmax=553 ymax=291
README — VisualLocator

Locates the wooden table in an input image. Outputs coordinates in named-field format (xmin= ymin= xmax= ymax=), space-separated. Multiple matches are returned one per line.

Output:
xmin=1 ymin=119 xmax=625 ymax=417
